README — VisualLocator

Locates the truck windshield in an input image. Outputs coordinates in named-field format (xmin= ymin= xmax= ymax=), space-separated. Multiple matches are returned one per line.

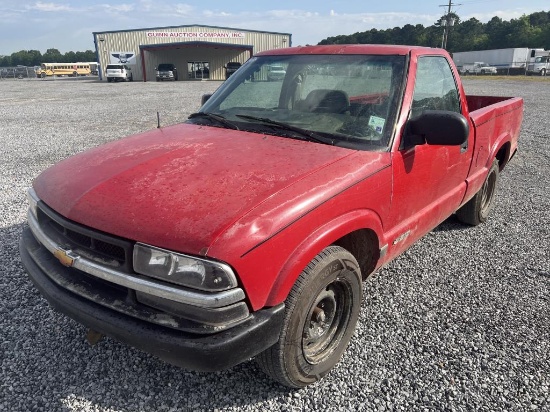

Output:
xmin=191 ymin=54 xmax=406 ymax=151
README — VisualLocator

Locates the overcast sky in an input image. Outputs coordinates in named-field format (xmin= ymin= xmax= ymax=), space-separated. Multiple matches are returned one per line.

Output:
xmin=0 ymin=0 xmax=548 ymax=55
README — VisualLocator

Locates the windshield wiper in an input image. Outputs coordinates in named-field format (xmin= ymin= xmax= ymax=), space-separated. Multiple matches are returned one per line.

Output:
xmin=235 ymin=114 xmax=334 ymax=145
xmin=188 ymin=112 xmax=240 ymax=130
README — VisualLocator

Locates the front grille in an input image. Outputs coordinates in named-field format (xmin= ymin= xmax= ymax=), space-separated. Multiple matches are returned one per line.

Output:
xmin=36 ymin=201 xmax=133 ymax=272
xmin=25 ymin=196 xmax=250 ymax=333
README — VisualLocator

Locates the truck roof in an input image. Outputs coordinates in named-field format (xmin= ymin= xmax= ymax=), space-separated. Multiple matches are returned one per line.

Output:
xmin=256 ymin=44 xmax=444 ymax=56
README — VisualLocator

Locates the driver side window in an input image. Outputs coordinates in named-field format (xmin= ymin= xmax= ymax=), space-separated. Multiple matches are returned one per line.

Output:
xmin=411 ymin=56 xmax=460 ymax=118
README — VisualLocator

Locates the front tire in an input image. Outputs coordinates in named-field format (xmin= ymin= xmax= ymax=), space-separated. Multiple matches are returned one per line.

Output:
xmin=456 ymin=159 xmax=499 ymax=225
xmin=256 ymin=246 xmax=362 ymax=388
xmin=541 ymin=69 xmax=546 ymax=76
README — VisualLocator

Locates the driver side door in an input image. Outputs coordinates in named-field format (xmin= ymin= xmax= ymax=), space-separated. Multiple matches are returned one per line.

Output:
xmin=386 ymin=55 xmax=474 ymax=257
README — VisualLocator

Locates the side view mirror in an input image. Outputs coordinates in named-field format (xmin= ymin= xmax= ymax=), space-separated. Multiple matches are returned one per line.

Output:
xmin=404 ymin=110 xmax=469 ymax=147
xmin=201 ymin=94 xmax=213 ymax=105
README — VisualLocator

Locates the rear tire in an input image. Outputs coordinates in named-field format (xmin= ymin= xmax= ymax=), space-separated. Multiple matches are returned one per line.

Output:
xmin=456 ymin=159 xmax=499 ymax=226
xmin=256 ymin=246 xmax=362 ymax=388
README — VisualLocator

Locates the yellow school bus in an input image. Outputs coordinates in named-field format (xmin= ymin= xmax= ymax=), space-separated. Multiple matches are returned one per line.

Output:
xmin=36 ymin=62 xmax=93 ymax=78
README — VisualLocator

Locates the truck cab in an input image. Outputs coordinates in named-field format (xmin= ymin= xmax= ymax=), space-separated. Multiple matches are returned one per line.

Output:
xmin=527 ymin=55 xmax=550 ymax=76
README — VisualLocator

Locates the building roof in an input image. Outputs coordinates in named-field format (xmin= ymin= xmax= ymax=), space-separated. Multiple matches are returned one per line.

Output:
xmin=93 ymin=24 xmax=291 ymax=37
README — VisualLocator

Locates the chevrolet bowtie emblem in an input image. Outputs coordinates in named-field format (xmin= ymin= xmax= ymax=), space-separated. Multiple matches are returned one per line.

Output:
xmin=53 ymin=249 xmax=76 ymax=267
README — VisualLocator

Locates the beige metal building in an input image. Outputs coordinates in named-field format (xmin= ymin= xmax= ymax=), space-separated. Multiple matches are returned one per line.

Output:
xmin=93 ymin=25 xmax=292 ymax=82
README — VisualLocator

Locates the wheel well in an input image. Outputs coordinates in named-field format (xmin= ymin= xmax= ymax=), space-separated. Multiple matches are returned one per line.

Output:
xmin=332 ymin=229 xmax=379 ymax=280
xmin=495 ymin=142 xmax=511 ymax=171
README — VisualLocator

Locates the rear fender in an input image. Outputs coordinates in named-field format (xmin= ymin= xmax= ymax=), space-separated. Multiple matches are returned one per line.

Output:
xmin=264 ymin=209 xmax=384 ymax=307
xmin=488 ymin=132 xmax=511 ymax=169
xmin=462 ymin=131 xmax=512 ymax=207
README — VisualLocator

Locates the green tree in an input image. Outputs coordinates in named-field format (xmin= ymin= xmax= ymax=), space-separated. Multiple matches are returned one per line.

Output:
xmin=317 ymin=9 xmax=550 ymax=53
xmin=75 ymin=50 xmax=97 ymax=62
xmin=65 ymin=51 xmax=77 ymax=63
xmin=452 ymin=18 xmax=487 ymax=51
xmin=11 ymin=50 xmax=42 ymax=66
xmin=505 ymin=16 xmax=542 ymax=47
xmin=0 ymin=55 xmax=11 ymax=67
xmin=529 ymin=11 xmax=550 ymax=26
xmin=42 ymin=48 xmax=63 ymax=63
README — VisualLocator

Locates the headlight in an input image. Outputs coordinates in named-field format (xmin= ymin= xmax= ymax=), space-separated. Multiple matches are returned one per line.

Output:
xmin=27 ymin=188 xmax=39 ymax=218
xmin=133 ymin=243 xmax=238 ymax=292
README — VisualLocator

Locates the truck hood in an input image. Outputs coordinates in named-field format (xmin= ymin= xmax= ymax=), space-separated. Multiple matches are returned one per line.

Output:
xmin=34 ymin=123 xmax=387 ymax=255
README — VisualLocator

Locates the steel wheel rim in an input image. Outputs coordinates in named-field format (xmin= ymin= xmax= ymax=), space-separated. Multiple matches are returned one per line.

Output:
xmin=302 ymin=278 xmax=351 ymax=364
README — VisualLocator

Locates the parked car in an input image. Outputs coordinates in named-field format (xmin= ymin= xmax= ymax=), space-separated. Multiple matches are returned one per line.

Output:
xmin=105 ymin=64 xmax=133 ymax=82
xmin=20 ymin=44 xmax=523 ymax=388
xmin=267 ymin=64 xmax=286 ymax=81
xmin=225 ymin=62 xmax=242 ymax=79
xmin=156 ymin=63 xmax=178 ymax=81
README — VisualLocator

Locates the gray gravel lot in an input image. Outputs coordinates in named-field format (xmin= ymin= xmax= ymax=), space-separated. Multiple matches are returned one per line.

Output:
xmin=1 ymin=76 xmax=548 ymax=411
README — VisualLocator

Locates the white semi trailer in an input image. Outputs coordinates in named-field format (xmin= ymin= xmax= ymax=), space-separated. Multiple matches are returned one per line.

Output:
xmin=453 ymin=48 xmax=548 ymax=74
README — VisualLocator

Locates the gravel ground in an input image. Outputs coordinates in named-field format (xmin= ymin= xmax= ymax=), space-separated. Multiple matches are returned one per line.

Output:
xmin=1 ymin=76 xmax=548 ymax=411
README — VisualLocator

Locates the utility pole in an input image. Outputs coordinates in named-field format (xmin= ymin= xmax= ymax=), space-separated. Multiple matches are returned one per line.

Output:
xmin=439 ymin=0 xmax=460 ymax=49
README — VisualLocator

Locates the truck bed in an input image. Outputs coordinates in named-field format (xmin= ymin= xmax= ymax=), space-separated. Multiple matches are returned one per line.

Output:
xmin=466 ymin=95 xmax=521 ymax=111
xmin=466 ymin=95 xmax=523 ymax=140
xmin=462 ymin=94 xmax=523 ymax=203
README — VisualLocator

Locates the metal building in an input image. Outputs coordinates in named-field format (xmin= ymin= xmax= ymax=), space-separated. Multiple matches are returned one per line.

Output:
xmin=93 ymin=24 xmax=292 ymax=82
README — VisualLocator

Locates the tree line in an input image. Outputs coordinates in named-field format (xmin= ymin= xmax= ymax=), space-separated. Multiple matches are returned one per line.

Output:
xmin=2 ymin=10 xmax=549 ymax=66
xmin=318 ymin=11 xmax=550 ymax=53
xmin=0 ymin=48 xmax=97 ymax=68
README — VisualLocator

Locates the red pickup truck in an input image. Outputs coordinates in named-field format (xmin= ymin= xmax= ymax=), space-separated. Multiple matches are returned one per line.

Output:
xmin=20 ymin=45 xmax=523 ymax=388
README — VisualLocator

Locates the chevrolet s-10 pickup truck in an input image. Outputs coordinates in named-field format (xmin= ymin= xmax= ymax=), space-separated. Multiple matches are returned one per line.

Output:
xmin=20 ymin=45 xmax=523 ymax=388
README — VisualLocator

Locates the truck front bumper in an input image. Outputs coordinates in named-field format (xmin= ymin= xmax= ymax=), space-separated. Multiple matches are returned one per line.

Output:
xmin=20 ymin=227 xmax=285 ymax=372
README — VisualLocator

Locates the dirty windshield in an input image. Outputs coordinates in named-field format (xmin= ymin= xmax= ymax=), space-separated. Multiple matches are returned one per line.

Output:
xmin=190 ymin=54 xmax=406 ymax=150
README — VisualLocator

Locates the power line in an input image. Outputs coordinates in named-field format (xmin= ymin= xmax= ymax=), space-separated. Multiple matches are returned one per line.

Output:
xmin=439 ymin=1 xmax=461 ymax=15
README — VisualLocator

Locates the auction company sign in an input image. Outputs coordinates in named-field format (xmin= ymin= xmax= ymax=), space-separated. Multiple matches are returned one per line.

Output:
xmin=146 ymin=31 xmax=246 ymax=39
